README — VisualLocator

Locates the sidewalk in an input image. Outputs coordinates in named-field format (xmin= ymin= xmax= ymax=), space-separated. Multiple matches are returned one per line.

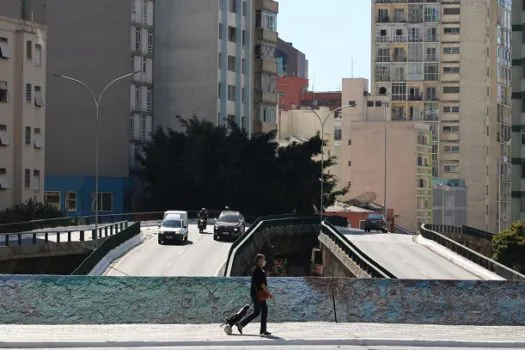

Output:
xmin=0 ymin=322 xmax=524 ymax=348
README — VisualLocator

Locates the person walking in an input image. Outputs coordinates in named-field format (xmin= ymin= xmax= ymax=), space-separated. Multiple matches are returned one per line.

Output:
xmin=236 ymin=253 xmax=272 ymax=336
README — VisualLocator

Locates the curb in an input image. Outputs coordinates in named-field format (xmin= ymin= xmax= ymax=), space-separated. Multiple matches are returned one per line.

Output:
xmin=1 ymin=338 xmax=524 ymax=348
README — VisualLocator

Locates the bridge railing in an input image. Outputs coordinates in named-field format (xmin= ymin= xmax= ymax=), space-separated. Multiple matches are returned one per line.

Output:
xmin=420 ymin=224 xmax=525 ymax=281
xmin=426 ymin=224 xmax=494 ymax=240
xmin=321 ymin=221 xmax=396 ymax=278
xmin=1 ymin=221 xmax=129 ymax=247
xmin=392 ymin=224 xmax=414 ymax=235
xmin=0 ymin=209 xmax=258 ymax=233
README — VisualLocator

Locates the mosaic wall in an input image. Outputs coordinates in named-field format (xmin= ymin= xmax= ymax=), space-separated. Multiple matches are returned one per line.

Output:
xmin=0 ymin=276 xmax=523 ymax=325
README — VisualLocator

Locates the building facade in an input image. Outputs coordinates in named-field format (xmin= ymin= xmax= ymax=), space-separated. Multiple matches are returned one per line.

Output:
xmin=253 ymin=0 xmax=279 ymax=134
xmin=340 ymin=78 xmax=433 ymax=232
xmin=433 ymin=178 xmax=467 ymax=226
xmin=276 ymin=38 xmax=308 ymax=78
xmin=0 ymin=16 xmax=47 ymax=210
xmin=1 ymin=0 xmax=154 ymax=215
xmin=511 ymin=0 xmax=525 ymax=224
xmin=371 ymin=0 xmax=511 ymax=232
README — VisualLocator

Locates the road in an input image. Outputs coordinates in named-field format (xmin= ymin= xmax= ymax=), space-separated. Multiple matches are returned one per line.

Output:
xmin=105 ymin=224 xmax=232 ymax=276
xmin=343 ymin=231 xmax=482 ymax=279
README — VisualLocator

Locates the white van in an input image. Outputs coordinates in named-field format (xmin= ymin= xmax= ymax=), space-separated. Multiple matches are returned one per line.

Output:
xmin=158 ymin=210 xmax=189 ymax=244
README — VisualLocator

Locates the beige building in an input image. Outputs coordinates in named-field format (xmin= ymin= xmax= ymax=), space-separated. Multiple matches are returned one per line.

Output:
xmin=339 ymin=78 xmax=433 ymax=232
xmin=371 ymin=0 xmax=512 ymax=232
xmin=278 ymin=106 xmax=335 ymax=159
xmin=0 ymin=16 xmax=47 ymax=210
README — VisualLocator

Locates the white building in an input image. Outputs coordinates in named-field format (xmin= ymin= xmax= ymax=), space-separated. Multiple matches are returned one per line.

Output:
xmin=0 ymin=16 xmax=47 ymax=210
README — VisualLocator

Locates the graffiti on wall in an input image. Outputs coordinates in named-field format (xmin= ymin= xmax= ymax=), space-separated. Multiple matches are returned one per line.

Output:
xmin=0 ymin=276 xmax=523 ymax=325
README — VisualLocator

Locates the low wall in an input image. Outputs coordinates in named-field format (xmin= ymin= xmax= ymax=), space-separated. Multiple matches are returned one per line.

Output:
xmin=0 ymin=276 xmax=524 ymax=325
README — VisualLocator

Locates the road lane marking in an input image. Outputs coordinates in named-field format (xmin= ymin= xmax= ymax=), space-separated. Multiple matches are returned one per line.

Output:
xmin=106 ymin=233 xmax=155 ymax=275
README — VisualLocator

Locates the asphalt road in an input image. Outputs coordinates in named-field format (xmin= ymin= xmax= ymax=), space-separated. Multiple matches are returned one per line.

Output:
xmin=105 ymin=224 xmax=233 ymax=276
xmin=344 ymin=232 xmax=480 ymax=279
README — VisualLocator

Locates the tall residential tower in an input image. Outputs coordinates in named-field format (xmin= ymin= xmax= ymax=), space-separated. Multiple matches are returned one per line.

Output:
xmin=371 ymin=0 xmax=511 ymax=232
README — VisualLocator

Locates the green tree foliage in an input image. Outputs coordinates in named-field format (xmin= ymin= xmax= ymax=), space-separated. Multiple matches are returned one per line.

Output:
xmin=0 ymin=197 xmax=64 ymax=227
xmin=137 ymin=116 xmax=348 ymax=215
xmin=492 ymin=221 xmax=525 ymax=273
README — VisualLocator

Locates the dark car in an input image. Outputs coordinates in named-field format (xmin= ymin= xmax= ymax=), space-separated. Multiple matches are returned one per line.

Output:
xmin=364 ymin=213 xmax=388 ymax=233
xmin=214 ymin=210 xmax=245 ymax=241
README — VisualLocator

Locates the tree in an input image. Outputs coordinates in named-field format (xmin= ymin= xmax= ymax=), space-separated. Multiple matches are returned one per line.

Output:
xmin=0 ymin=198 xmax=65 ymax=233
xmin=492 ymin=221 xmax=525 ymax=273
xmin=137 ymin=116 xmax=348 ymax=216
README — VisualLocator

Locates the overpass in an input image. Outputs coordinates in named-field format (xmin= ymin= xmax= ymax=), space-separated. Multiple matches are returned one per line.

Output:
xmin=2 ymin=211 xmax=524 ymax=280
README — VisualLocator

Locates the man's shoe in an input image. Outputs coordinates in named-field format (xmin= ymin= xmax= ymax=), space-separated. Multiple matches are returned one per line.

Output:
xmin=260 ymin=331 xmax=272 ymax=336
xmin=236 ymin=323 xmax=243 ymax=335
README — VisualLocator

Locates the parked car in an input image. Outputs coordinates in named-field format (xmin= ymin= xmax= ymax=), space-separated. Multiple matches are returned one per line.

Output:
xmin=364 ymin=213 xmax=388 ymax=233
xmin=214 ymin=210 xmax=245 ymax=241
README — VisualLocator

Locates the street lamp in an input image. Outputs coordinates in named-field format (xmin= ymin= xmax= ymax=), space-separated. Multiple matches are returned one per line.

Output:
xmin=54 ymin=71 xmax=139 ymax=241
xmin=304 ymin=102 xmax=357 ymax=222
xmin=382 ymin=100 xmax=389 ymax=222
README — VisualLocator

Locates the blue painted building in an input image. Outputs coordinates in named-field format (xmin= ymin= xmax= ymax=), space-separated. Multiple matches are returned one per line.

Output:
xmin=44 ymin=176 xmax=132 ymax=217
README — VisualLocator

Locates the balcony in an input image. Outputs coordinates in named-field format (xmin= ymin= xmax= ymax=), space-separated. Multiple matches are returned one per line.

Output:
xmin=392 ymin=55 xmax=406 ymax=62
xmin=424 ymin=35 xmax=440 ymax=42
xmin=377 ymin=16 xmax=390 ymax=23
xmin=393 ymin=35 xmax=407 ymax=42
xmin=254 ymin=59 xmax=277 ymax=75
xmin=254 ymin=91 xmax=277 ymax=105
xmin=255 ymin=0 xmax=278 ymax=12
xmin=376 ymin=36 xmax=391 ymax=43
xmin=255 ymin=28 xmax=277 ymax=44
xmin=408 ymin=36 xmax=423 ymax=42
xmin=408 ymin=94 xmax=423 ymax=101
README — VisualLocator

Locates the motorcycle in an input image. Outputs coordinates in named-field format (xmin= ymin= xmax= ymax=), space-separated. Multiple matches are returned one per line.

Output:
xmin=198 ymin=218 xmax=207 ymax=233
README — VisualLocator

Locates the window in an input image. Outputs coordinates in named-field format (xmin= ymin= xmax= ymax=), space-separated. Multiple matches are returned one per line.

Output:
xmin=228 ymin=55 xmax=236 ymax=71
xmin=334 ymin=129 xmax=342 ymax=141
xmin=44 ymin=191 xmax=61 ymax=210
xmin=424 ymin=63 xmax=439 ymax=80
xmin=35 ymin=44 xmax=42 ymax=66
xmin=242 ymin=30 xmax=246 ymax=46
xmin=443 ymin=105 xmax=459 ymax=113
xmin=25 ymin=84 xmax=32 ymax=102
xmin=34 ymin=86 xmax=43 ymax=106
xmin=143 ymin=0 xmax=148 ymax=24
xmin=142 ymin=59 xmax=147 ymax=72
xmin=0 ymin=168 xmax=8 ymax=190
xmin=443 ymin=66 xmax=459 ymax=74
xmin=0 ymin=124 xmax=8 ymax=146
xmin=26 ymin=40 xmax=32 ymax=60
xmin=443 ymin=86 xmax=460 ymax=94
xmin=24 ymin=169 xmax=30 ymax=188
xmin=242 ymin=58 xmax=246 ymax=74
xmin=0 ymin=37 xmax=10 ymax=59
xmin=32 ymin=170 xmax=40 ymax=190
xmin=146 ymin=87 xmax=152 ymax=112
xmin=92 ymin=192 xmax=113 ymax=212
xmin=25 ymin=126 xmax=31 ymax=145
xmin=147 ymin=29 xmax=153 ymax=54
xmin=367 ymin=101 xmax=374 ymax=107
xmin=242 ymin=1 xmax=246 ymax=16
xmin=521 ymin=164 xmax=525 ymax=179
xmin=443 ymin=27 xmax=460 ymax=34
xmin=443 ymin=145 xmax=460 ymax=153
xmin=134 ymin=86 xmax=140 ymax=110
xmin=228 ymin=85 xmax=236 ymax=101
xmin=444 ymin=7 xmax=460 ymax=15
xmin=135 ymin=28 xmax=141 ymax=51
xmin=443 ymin=47 xmax=460 ymax=54
xmin=0 ymin=80 xmax=7 ymax=102
xmin=66 ymin=192 xmax=77 ymax=211
xmin=218 ymin=23 xmax=223 ymax=39
xmin=218 ymin=83 xmax=222 ymax=98
xmin=376 ymin=48 xmax=390 ymax=62
xmin=228 ymin=26 xmax=236 ymax=42
xmin=241 ymin=87 xmax=245 ymax=103
xmin=229 ymin=0 xmax=237 ymax=13
xmin=33 ymin=127 xmax=43 ymax=149
xmin=256 ymin=10 xmax=277 ymax=31
xmin=442 ymin=125 xmax=459 ymax=133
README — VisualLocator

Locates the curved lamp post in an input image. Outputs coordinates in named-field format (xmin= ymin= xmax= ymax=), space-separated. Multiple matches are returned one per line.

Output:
xmin=54 ymin=71 xmax=139 ymax=241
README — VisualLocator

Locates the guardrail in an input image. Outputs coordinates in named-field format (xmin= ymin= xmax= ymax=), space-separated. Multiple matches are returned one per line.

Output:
xmin=420 ymin=224 xmax=525 ymax=281
xmin=224 ymin=214 xmax=315 ymax=276
xmin=71 ymin=222 xmax=141 ymax=275
xmin=392 ymin=224 xmax=414 ymax=235
xmin=321 ymin=221 xmax=396 ymax=278
xmin=0 ymin=209 xmax=258 ymax=234
xmin=426 ymin=224 xmax=494 ymax=240
xmin=1 ymin=221 xmax=129 ymax=247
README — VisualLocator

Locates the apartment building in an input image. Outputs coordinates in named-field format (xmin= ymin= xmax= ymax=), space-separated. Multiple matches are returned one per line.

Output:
xmin=1 ymin=0 xmax=154 ymax=215
xmin=276 ymin=39 xmax=308 ymax=78
xmin=371 ymin=0 xmax=512 ymax=232
xmin=339 ymin=78 xmax=433 ymax=232
xmin=0 ymin=16 xmax=47 ymax=210
xmin=154 ymin=0 xmax=278 ymax=135
xmin=253 ymin=0 xmax=279 ymax=133
xmin=512 ymin=0 xmax=525 ymax=223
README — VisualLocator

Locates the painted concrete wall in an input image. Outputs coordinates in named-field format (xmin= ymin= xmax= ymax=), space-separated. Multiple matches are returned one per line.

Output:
xmin=0 ymin=276 xmax=523 ymax=325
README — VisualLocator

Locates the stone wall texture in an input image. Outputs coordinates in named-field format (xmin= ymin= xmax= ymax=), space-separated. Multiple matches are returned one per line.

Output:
xmin=0 ymin=276 xmax=524 ymax=325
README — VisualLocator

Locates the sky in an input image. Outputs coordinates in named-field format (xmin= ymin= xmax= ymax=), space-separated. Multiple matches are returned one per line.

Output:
xmin=276 ymin=0 xmax=371 ymax=91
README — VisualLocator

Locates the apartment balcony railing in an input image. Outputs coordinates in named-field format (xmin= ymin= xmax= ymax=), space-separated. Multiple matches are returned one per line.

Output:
xmin=408 ymin=36 xmax=423 ymax=42
xmin=408 ymin=94 xmax=423 ymax=101
xmin=424 ymin=96 xmax=439 ymax=101
xmin=377 ymin=16 xmax=390 ymax=23
xmin=393 ymin=35 xmax=407 ymax=42
xmin=424 ymin=35 xmax=440 ymax=42
xmin=392 ymin=55 xmax=407 ymax=62
xmin=425 ymin=55 xmax=439 ymax=61
xmin=376 ymin=36 xmax=391 ymax=43
xmin=392 ymin=113 xmax=406 ymax=121
xmin=408 ymin=17 xmax=423 ymax=23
